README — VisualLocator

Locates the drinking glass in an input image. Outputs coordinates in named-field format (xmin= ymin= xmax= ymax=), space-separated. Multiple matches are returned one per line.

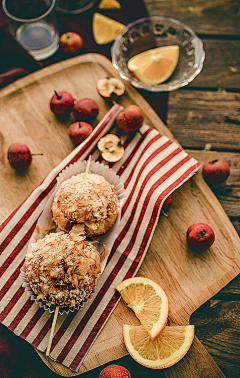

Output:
xmin=2 ymin=0 xmax=59 ymax=61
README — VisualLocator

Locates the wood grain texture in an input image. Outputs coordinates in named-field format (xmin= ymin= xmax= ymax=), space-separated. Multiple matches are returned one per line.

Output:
xmin=190 ymin=40 xmax=240 ymax=90
xmin=145 ymin=0 xmax=240 ymax=37
xmin=1 ymin=54 xmax=240 ymax=377
xmin=167 ymin=90 xmax=240 ymax=151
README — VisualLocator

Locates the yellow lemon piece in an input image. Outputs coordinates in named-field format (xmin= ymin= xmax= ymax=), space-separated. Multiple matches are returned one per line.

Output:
xmin=98 ymin=0 xmax=121 ymax=9
xmin=92 ymin=13 xmax=125 ymax=45
xmin=123 ymin=324 xmax=194 ymax=369
xmin=127 ymin=45 xmax=179 ymax=85
xmin=115 ymin=277 xmax=168 ymax=341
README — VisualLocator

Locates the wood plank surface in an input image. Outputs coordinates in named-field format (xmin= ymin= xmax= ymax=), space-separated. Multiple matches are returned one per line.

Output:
xmin=1 ymin=54 xmax=240 ymax=377
xmin=167 ymin=90 xmax=240 ymax=151
xmin=189 ymin=40 xmax=240 ymax=90
xmin=145 ymin=0 xmax=240 ymax=37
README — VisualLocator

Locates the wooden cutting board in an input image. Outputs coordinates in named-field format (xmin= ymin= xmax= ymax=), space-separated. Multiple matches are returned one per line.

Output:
xmin=0 ymin=54 xmax=240 ymax=378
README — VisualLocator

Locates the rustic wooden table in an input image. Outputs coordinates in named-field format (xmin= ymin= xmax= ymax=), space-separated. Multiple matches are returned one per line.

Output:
xmin=0 ymin=1 xmax=239 ymax=378
xmin=145 ymin=1 xmax=240 ymax=377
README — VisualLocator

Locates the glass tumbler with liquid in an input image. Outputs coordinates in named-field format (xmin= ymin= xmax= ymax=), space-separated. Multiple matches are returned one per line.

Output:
xmin=2 ymin=0 xmax=59 ymax=61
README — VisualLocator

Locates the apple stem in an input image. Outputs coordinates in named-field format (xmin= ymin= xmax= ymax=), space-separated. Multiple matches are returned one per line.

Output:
xmin=54 ymin=90 xmax=61 ymax=100
xmin=137 ymin=129 xmax=144 ymax=138
xmin=162 ymin=211 xmax=169 ymax=218
xmin=200 ymin=229 xmax=206 ymax=237
xmin=31 ymin=153 xmax=43 ymax=156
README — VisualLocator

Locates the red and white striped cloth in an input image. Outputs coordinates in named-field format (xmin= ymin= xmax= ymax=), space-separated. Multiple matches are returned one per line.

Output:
xmin=0 ymin=104 xmax=201 ymax=371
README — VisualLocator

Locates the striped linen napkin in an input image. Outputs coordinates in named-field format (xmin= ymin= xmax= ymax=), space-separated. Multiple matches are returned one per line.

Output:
xmin=0 ymin=103 xmax=201 ymax=371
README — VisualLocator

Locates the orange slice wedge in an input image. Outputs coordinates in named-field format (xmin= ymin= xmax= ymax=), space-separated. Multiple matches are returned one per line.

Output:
xmin=92 ymin=13 xmax=125 ymax=45
xmin=98 ymin=0 xmax=121 ymax=9
xmin=115 ymin=277 xmax=168 ymax=341
xmin=127 ymin=45 xmax=179 ymax=85
xmin=123 ymin=324 xmax=194 ymax=369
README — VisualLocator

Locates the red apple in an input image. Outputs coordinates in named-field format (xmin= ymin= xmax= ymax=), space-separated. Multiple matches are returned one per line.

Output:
xmin=59 ymin=32 xmax=83 ymax=54
xmin=50 ymin=90 xmax=74 ymax=117
xmin=203 ymin=159 xmax=230 ymax=185
xmin=186 ymin=223 xmax=215 ymax=252
xmin=73 ymin=98 xmax=99 ymax=122
xmin=161 ymin=194 xmax=173 ymax=214
xmin=68 ymin=122 xmax=93 ymax=146
xmin=99 ymin=364 xmax=131 ymax=378
xmin=8 ymin=143 xmax=32 ymax=170
xmin=116 ymin=105 xmax=144 ymax=133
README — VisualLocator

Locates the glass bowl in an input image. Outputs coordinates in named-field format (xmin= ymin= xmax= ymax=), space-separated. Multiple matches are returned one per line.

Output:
xmin=56 ymin=0 xmax=98 ymax=14
xmin=111 ymin=16 xmax=205 ymax=92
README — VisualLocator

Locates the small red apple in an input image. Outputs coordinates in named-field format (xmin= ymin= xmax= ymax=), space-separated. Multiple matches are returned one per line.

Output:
xmin=50 ymin=90 xmax=74 ymax=117
xmin=7 ymin=143 xmax=42 ymax=170
xmin=8 ymin=143 xmax=32 ymax=170
xmin=116 ymin=105 xmax=144 ymax=133
xmin=161 ymin=194 xmax=173 ymax=215
xmin=73 ymin=98 xmax=99 ymax=122
xmin=203 ymin=159 xmax=230 ymax=185
xmin=99 ymin=364 xmax=131 ymax=378
xmin=59 ymin=32 xmax=83 ymax=54
xmin=68 ymin=122 xmax=93 ymax=146
xmin=186 ymin=223 xmax=215 ymax=252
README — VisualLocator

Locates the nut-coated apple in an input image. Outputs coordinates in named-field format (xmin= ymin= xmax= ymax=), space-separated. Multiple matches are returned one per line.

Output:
xmin=68 ymin=122 xmax=93 ymax=146
xmin=186 ymin=223 xmax=215 ymax=252
xmin=50 ymin=91 xmax=74 ymax=117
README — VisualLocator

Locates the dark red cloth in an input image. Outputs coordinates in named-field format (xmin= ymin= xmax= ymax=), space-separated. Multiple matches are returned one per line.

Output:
xmin=0 ymin=2 xmax=168 ymax=377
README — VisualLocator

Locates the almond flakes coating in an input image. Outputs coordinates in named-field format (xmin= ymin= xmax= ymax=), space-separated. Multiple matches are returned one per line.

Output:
xmin=51 ymin=173 xmax=119 ymax=237
xmin=25 ymin=232 xmax=101 ymax=309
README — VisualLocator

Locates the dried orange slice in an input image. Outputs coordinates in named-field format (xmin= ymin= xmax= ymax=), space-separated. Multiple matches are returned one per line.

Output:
xmin=115 ymin=277 xmax=168 ymax=341
xmin=123 ymin=324 xmax=194 ymax=369
xmin=98 ymin=0 xmax=121 ymax=9
xmin=92 ymin=13 xmax=125 ymax=45
xmin=128 ymin=45 xmax=179 ymax=85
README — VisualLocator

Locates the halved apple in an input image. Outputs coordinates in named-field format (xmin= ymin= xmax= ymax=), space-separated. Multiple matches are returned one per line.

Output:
xmin=97 ymin=134 xmax=124 ymax=162
xmin=96 ymin=77 xmax=125 ymax=100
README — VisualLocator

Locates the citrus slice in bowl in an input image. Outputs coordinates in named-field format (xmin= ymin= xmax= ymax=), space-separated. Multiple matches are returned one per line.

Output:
xmin=123 ymin=324 xmax=194 ymax=369
xmin=92 ymin=13 xmax=125 ymax=45
xmin=115 ymin=277 xmax=168 ymax=341
xmin=127 ymin=45 xmax=179 ymax=85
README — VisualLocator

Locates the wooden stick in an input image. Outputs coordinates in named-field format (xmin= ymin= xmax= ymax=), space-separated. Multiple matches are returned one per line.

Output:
xmin=46 ymin=306 xmax=59 ymax=357
xmin=86 ymin=155 xmax=91 ymax=174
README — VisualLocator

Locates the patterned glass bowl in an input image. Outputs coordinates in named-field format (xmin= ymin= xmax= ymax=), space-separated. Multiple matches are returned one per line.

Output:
xmin=111 ymin=16 xmax=205 ymax=92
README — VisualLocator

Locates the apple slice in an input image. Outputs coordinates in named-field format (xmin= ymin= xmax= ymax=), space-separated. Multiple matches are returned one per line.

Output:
xmin=98 ymin=134 xmax=124 ymax=162
xmin=96 ymin=77 xmax=125 ymax=100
